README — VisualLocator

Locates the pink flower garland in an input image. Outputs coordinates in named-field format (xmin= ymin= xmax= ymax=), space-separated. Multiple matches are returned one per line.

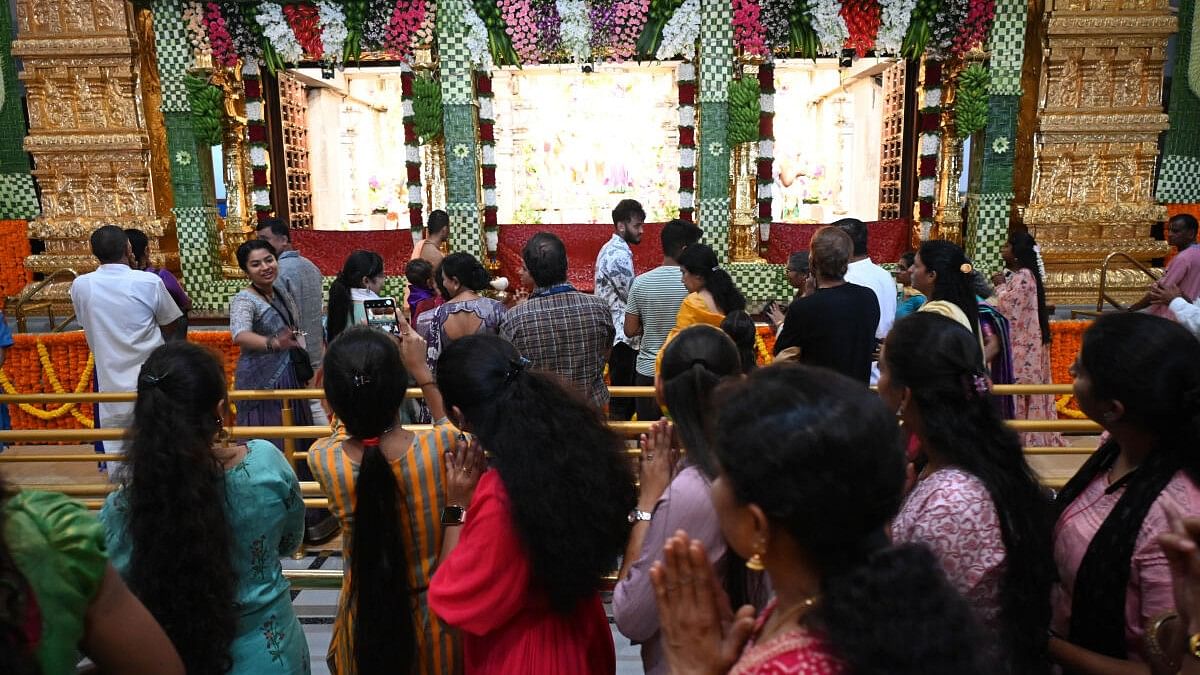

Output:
xmin=385 ymin=0 xmax=426 ymax=60
xmin=951 ymin=0 xmax=995 ymax=57
xmin=204 ymin=2 xmax=238 ymax=66
xmin=498 ymin=0 xmax=541 ymax=63
xmin=608 ymin=0 xmax=651 ymax=60
xmin=733 ymin=0 xmax=767 ymax=57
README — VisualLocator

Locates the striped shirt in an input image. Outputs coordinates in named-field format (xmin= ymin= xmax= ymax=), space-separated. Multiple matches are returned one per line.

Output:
xmin=626 ymin=266 xmax=689 ymax=377
xmin=307 ymin=422 xmax=459 ymax=675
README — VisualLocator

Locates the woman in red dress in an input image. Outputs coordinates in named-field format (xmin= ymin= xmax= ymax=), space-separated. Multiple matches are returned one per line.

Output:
xmin=651 ymin=365 xmax=993 ymax=674
xmin=429 ymin=334 xmax=636 ymax=674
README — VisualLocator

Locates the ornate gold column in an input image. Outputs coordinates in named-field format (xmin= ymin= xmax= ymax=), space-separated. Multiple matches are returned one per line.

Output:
xmin=12 ymin=0 xmax=166 ymax=305
xmin=729 ymin=142 xmax=764 ymax=263
xmin=1022 ymin=0 xmax=1173 ymax=304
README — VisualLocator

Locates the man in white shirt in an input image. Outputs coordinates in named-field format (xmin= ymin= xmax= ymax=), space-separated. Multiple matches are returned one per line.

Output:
xmin=70 ymin=226 xmax=183 ymax=472
xmin=835 ymin=218 xmax=897 ymax=383
xmin=595 ymin=199 xmax=645 ymax=420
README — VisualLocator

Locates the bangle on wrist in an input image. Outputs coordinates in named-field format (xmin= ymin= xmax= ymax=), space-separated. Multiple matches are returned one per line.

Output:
xmin=1146 ymin=612 xmax=1179 ymax=669
xmin=416 ymin=379 xmax=436 ymax=388
xmin=266 ymin=337 xmax=277 ymax=353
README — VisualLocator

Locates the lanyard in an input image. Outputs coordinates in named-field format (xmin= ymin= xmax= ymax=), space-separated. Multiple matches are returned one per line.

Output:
xmin=532 ymin=283 xmax=576 ymax=298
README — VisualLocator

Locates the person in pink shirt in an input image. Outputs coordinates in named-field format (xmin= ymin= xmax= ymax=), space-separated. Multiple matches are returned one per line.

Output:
xmin=1129 ymin=214 xmax=1200 ymax=320
xmin=1050 ymin=312 xmax=1200 ymax=672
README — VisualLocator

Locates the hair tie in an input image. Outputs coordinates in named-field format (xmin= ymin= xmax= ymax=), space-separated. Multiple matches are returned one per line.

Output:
xmin=968 ymin=373 xmax=991 ymax=398
xmin=690 ymin=358 xmax=709 ymax=370
xmin=960 ymin=262 xmax=973 ymax=275
xmin=360 ymin=437 xmax=381 ymax=448
xmin=352 ymin=373 xmax=373 ymax=388
xmin=140 ymin=372 xmax=169 ymax=388
xmin=504 ymin=356 xmax=531 ymax=384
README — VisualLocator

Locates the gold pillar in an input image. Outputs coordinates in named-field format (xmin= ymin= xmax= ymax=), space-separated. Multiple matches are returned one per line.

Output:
xmin=12 ymin=0 xmax=168 ymax=306
xmin=1022 ymin=0 xmax=1173 ymax=304
xmin=729 ymin=142 xmax=764 ymax=263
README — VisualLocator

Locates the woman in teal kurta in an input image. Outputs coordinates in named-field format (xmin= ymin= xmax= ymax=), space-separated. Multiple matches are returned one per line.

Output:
xmin=98 ymin=341 xmax=309 ymax=675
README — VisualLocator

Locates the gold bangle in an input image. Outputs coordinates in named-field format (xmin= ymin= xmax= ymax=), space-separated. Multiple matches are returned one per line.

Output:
xmin=1146 ymin=611 xmax=1179 ymax=669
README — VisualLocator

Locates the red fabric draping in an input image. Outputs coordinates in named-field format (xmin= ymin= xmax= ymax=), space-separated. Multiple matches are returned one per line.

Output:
xmin=765 ymin=219 xmax=911 ymax=266
xmin=498 ymin=223 xmax=667 ymax=293
xmin=291 ymin=229 xmax=415 ymax=275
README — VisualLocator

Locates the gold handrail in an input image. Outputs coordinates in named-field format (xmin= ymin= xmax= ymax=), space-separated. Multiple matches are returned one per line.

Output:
xmin=7 ymin=268 xmax=79 ymax=333
xmin=1097 ymin=251 xmax=1161 ymax=313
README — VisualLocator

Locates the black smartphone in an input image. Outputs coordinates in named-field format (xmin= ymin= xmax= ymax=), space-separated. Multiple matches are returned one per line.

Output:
xmin=363 ymin=297 xmax=402 ymax=336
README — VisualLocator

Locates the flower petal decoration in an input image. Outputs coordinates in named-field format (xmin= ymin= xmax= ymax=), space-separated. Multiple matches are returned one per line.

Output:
xmin=175 ymin=150 xmax=192 ymax=166
xmin=708 ymin=141 xmax=724 ymax=157
xmin=453 ymin=143 xmax=471 ymax=159
xmin=992 ymin=136 xmax=1010 ymax=154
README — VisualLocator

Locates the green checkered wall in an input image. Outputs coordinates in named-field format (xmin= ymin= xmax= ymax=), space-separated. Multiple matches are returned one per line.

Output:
xmin=0 ymin=0 xmax=38 ymax=219
xmin=1156 ymin=0 xmax=1200 ymax=201
xmin=698 ymin=0 xmax=734 ymax=262
xmin=439 ymin=0 xmax=482 ymax=256
xmin=728 ymin=262 xmax=789 ymax=304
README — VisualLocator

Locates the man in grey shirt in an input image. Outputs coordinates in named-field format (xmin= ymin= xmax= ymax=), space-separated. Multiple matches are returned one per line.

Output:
xmin=257 ymin=218 xmax=325 ymax=372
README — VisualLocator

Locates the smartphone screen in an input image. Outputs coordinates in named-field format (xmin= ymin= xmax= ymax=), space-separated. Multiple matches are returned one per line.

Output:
xmin=363 ymin=298 xmax=401 ymax=336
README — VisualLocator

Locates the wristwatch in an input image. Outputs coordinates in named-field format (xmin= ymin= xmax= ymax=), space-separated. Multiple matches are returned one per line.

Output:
xmin=441 ymin=505 xmax=466 ymax=526
xmin=627 ymin=509 xmax=653 ymax=524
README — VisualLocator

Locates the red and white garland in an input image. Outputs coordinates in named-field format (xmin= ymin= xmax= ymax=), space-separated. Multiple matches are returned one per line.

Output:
xmin=917 ymin=59 xmax=942 ymax=240
xmin=476 ymin=70 xmax=499 ymax=248
xmin=678 ymin=61 xmax=696 ymax=222
xmin=756 ymin=60 xmax=775 ymax=235
xmin=401 ymin=63 xmax=424 ymax=232
xmin=244 ymin=61 xmax=272 ymax=218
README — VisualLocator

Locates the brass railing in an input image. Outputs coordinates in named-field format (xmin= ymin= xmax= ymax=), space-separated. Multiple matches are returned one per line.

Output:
xmin=1096 ymin=251 xmax=1161 ymax=313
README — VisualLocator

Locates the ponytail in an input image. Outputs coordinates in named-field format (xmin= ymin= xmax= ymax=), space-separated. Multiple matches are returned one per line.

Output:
xmin=918 ymin=240 xmax=982 ymax=344
xmin=678 ymin=244 xmax=746 ymax=314
xmin=329 ymin=250 xmax=386 ymax=343
xmin=327 ymin=277 xmax=352 ymax=343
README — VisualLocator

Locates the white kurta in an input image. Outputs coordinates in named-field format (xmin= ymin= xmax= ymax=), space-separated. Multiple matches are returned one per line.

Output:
xmin=70 ymin=264 xmax=183 ymax=465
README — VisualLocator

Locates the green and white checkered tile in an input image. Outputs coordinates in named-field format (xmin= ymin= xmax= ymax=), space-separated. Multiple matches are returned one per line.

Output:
xmin=438 ymin=0 xmax=476 ymax=106
xmin=0 ymin=173 xmax=40 ymax=219
xmin=699 ymin=0 xmax=734 ymax=103
xmin=1156 ymin=155 xmax=1200 ymax=202
xmin=987 ymin=0 xmax=1027 ymax=95
xmin=174 ymin=206 xmax=219 ymax=283
xmin=728 ymin=262 xmax=787 ymax=303
xmin=968 ymin=193 xmax=1012 ymax=272
xmin=446 ymin=202 xmax=481 ymax=254
xmin=152 ymin=0 xmax=194 ymax=113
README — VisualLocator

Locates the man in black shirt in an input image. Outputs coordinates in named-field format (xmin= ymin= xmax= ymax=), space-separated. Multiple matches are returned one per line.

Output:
xmin=773 ymin=226 xmax=880 ymax=383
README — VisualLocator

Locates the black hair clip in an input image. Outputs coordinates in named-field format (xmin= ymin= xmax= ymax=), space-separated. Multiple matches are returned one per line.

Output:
xmin=504 ymin=356 xmax=531 ymax=384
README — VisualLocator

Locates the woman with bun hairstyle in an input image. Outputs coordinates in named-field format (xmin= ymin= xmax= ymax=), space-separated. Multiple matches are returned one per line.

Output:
xmin=414 ymin=252 xmax=506 ymax=373
xmin=658 ymin=243 xmax=747 ymax=370
xmin=651 ymin=364 xmax=990 ymax=674
xmin=326 ymin=250 xmax=386 ymax=344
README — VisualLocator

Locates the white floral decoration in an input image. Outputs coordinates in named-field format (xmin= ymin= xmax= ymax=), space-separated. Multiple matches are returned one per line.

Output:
xmin=919 ymin=220 xmax=933 ymax=240
xmin=409 ymin=185 xmax=423 ymax=203
xmin=679 ymin=105 xmax=695 ymax=127
xmin=708 ymin=141 xmax=724 ymax=157
xmin=878 ymin=0 xmax=918 ymax=53
xmin=760 ymin=94 xmax=774 ymax=113
xmin=759 ymin=183 xmax=773 ymax=199
xmin=478 ymin=97 xmax=494 ymax=121
xmin=918 ymin=177 xmax=937 ymax=198
xmin=811 ymin=0 xmax=850 ymax=54
xmin=243 ymin=61 xmax=261 ymax=77
xmin=920 ymin=133 xmax=940 ymax=156
xmin=256 ymin=4 xmax=304 ymax=64
xmin=406 ymin=146 xmax=421 ymax=163
xmin=464 ymin=4 xmax=494 ymax=72
xmin=250 ymin=146 xmax=268 ymax=167
xmin=657 ymin=0 xmax=701 ymax=60
xmin=677 ymin=61 xmax=696 ymax=82
xmin=1033 ymin=244 xmax=1046 ymax=278
xmin=252 ymin=188 xmax=271 ymax=207
xmin=245 ymin=101 xmax=264 ymax=122
xmin=680 ymin=190 xmax=695 ymax=209
xmin=924 ymin=88 xmax=942 ymax=109
xmin=453 ymin=143 xmax=471 ymax=160
xmin=183 ymin=2 xmax=212 ymax=57
xmin=557 ymin=0 xmax=592 ymax=64
xmin=485 ymin=230 xmax=499 ymax=252
xmin=317 ymin=1 xmax=348 ymax=62
xmin=402 ymin=100 xmax=415 ymax=117
xmin=680 ymin=148 xmax=696 ymax=169
xmin=759 ymin=139 xmax=775 ymax=158
xmin=992 ymin=136 xmax=1010 ymax=154
xmin=484 ymin=188 xmax=497 ymax=206
xmin=0 ymin=67 xmax=5 ymax=115
xmin=482 ymin=145 xmax=496 ymax=165
xmin=175 ymin=150 xmax=192 ymax=166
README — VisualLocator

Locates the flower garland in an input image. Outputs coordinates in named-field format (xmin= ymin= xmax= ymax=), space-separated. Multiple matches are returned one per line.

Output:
xmin=605 ymin=0 xmax=652 ymax=60
xmin=245 ymin=61 xmax=273 ymax=217
xmin=876 ymin=0 xmax=915 ymax=54
xmin=471 ymin=0 xmax=520 ymax=66
xmin=384 ymin=0 xmax=427 ymax=60
xmin=810 ymin=0 xmax=849 ymax=55
xmin=0 ymin=344 xmax=95 ymax=426
xmin=928 ymin=0 xmax=967 ymax=58
xmin=343 ymin=0 xmax=368 ymax=59
xmin=283 ymin=3 xmax=323 ymax=59
xmin=637 ymin=0 xmax=684 ymax=58
xmin=499 ymin=0 xmax=542 ymax=63
xmin=317 ymin=0 xmax=349 ymax=63
xmin=184 ymin=2 xmax=213 ymax=61
xmin=840 ymin=0 xmax=881 ymax=57
xmin=733 ymin=0 xmax=767 ymax=56
xmin=363 ymin=0 xmax=395 ymax=50
xmin=754 ymin=326 xmax=774 ymax=365
xmin=677 ymin=61 xmax=696 ymax=222
xmin=533 ymin=0 xmax=564 ymax=60
xmin=402 ymin=64 xmax=425 ymax=229
xmin=220 ymin=0 xmax=263 ymax=64
xmin=465 ymin=3 xmax=496 ymax=70
xmin=414 ymin=0 xmax=437 ymax=47
xmin=558 ymin=0 xmax=592 ymax=63
xmin=951 ymin=0 xmax=995 ymax=57
xmin=757 ymin=61 xmax=775 ymax=226
xmin=477 ymin=70 xmax=499 ymax=232
xmin=257 ymin=2 xmax=303 ymax=72
xmin=656 ymin=0 xmax=700 ymax=60
xmin=204 ymin=2 xmax=239 ymax=67
xmin=916 ymin=59 xmax=942 ymax=240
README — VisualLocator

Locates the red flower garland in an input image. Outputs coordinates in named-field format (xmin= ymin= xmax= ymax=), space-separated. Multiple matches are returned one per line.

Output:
xmin=840 ymin=0 xmax=881 ymax=57
xmin=951 ymin=0 xmax=996 ymax=57
xmin=401 ymin=67 xmax=424 ymax=229
xmin=477 ymin=71 xmax=498 ymax=230
xmin=678 ymin=62 xmax=697 ymax=222
xmin=283 ymin=4 xmax=323 ymax=59
xmin=757 ymin=61 xmax=774 ymax=224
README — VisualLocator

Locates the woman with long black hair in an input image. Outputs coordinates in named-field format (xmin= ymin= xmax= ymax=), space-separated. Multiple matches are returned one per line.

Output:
xmin=101 ymin=341 xmax=308 ymax=674
xmin=429 ymin=334 xmax=636 ymax=673
xmin=658 ymin=243 xmax=747 ymax=370
xmin=1050 ymin=313 xmax=1200 ymax=672
xmin=326 ymin=250 xmax=386 ymax=343
xmin=308 ymin=326 xmax=457 ymax=674
xmin=613 ymin=325 xmax=766 ymax=675
xmin=651 ymin=365 xmax=990 ymax=674
xmin=880 ymin=312 xmax=1054 ymax=673
xmin=909 ymin=240 xmax=984 ymax=359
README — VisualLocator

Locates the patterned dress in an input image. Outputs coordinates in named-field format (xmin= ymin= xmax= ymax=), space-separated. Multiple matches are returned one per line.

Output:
xmin=101 ymin=440 xmax=309 ymax=674
xmin=415 ymin=297 xmax=507 ymax=374
xmin=729 ymin=600 xmax=845 ymax=675
xmin=307 ymin=423 xmax=459 ymax=675
xmin=993 ymin=269 xmax=1068 ymax=447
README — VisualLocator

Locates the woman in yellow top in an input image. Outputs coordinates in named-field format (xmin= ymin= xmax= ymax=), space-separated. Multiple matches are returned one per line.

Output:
xmin=657 ymin=244 xmax=747 ymax=371
xmin=307 ymin=326 xmax=458 ymax=675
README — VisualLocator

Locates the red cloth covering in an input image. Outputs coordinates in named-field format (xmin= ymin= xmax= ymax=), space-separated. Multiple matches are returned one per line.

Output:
xmin=765 ymin=219 xmax=911 ymax=266
xmin=290 ymin=229 xmax=415 ymax=275
xmin=428 ymin=471 xmax=615 ymax=674
xmin=498 ymin=223 xmax=666 ymax=293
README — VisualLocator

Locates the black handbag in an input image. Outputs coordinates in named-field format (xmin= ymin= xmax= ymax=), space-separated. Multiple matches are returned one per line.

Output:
xmin=261 ymin=289 xmax=315 ymax=385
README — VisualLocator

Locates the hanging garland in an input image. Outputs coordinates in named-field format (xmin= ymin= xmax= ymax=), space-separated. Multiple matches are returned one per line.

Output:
xmin=917 ymin=59 xmax=942 ymax=240
xmin=677 ymin=61 xmax=696 ymax=222
xmin=0 ymin=345 xmax=95 ymax=427
xmin=900 ymin=0 xmax=940 ymax=58
xmin=283 ymin=4 xmax=323 ymax=58
xmin=928 ymin=0 xmax=966 ymax=58
xmin=637 ymin=0 xmax=685 ymax=58
xmin=184 ymin=2 xmax=213 ymax=61
xmin=810 ymin=0 xmax=849 ymax=55
xmin=203 ymin=2 xmax=239 ymax=67
xmin=465 ymin=2 xmax=498 ymax=70
xmin=477 ymin=70 xmax=499 ymax=233
xmin=244 ymin=61 xmax=273 ymax=217
xmin=951 ymin=0 xmax=995 ymax=57
xmin=656 ymin=0 xmax=700 ymax=60
xmin=402 ymin=64 xmax=425 ymax=230
xmin=840 ymin=0 xmax=881 ymax=57
xmin=498 ymin=0 xmax=542 ymax=63
xmin=757 ymin=61 xmax=775 ymax=225
xmin=877 ymin=0 xmax=916 ymax=54
xmin=558 ymin=0 xmax=593 ymax=63
xmin=733 ymin=0 xmax=767 ymax=56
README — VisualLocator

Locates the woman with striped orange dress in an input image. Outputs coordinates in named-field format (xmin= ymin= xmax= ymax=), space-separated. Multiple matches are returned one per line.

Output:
xmin=308 ymin=325 xmax=458 ymax=675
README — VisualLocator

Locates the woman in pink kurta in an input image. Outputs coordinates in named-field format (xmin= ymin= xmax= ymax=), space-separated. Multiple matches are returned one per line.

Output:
xmin=1050 ymin=312 xmax=1200 ymax=672
xmin=992 ymin=232 xmax=1067 ymax=448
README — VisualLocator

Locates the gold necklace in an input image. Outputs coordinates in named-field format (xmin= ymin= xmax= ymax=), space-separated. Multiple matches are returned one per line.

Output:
xmin=758 ymin=595 xmax=820 ymax=644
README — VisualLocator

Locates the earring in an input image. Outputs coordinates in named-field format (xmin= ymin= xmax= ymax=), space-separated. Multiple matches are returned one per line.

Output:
xmin=216 ymin=416 xmax=231 ymax=448
xmin=895 ymin=404 xmax=906 ymax=428
xmin=745 ymin=540 xmax=766 ymax=571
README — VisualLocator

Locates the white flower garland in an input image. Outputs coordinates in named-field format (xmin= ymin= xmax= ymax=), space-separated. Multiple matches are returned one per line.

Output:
xmin=810 ymin=0 xmax=849 ymax=55
xmin=252 ymin=188 xmax=272 ymax=207
xmin=401 ymin=62 xmax=423 ymax=219
xmin=479 ymin=97 xmax=494 ymax=120
xmin=406 ymin=146 xmax=421 ymax=163
xmin=256 ymin=4 xmax=304 ymax=64
xmin=245 ymin=101 xmax=263 ymax=122
xmin=484 ymin=188 xmax=497 ymax=207
xmin=759 ymin=183 xmax=773 ymax=199
xmin=464 ymin=5 xmax=494 ymax=71
xmin=759 ymin=139 xmax=775 ymax=159
xmin=923 ymin=88 xmax=942 ymax=109
xmin=680 ymin=191 xmax=695 ymax=209
xmin=657 ymin=0 xmax=701 ymax=60
xmin=243 ymin=60 xmax=261 ymax=77
xmin=408 ymin=185 xmax=423 ymax=203
xmin=920 ymin=133 xmax=940 ymax=156
xmin=557 ymin=0 xmax=592 ymax=64
xmin=679 ymin=105 xmax=695 ymax=127
xmin=917 ymin=177 xmax=937 ymax=198
xmin=250 ymin=146 xmax=268 ymax=167
xmin=317 ymin=0 xmax=348 ymax=63
xmin=482 ymin=145 xmax=496 ymax=165
xmin=680 ymin=148 xmax=696 ymax=169
xmin=678 ymin=62 xmax=696 ymax=81
xmin=877 ymin=0 xmax=918 ymax=54
xmin=760 ymin=94 xmax=774 ymax=113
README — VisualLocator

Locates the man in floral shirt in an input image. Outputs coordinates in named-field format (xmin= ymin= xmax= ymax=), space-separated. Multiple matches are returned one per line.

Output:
xmin=595 ymin=199 xmax=644 ymax=420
